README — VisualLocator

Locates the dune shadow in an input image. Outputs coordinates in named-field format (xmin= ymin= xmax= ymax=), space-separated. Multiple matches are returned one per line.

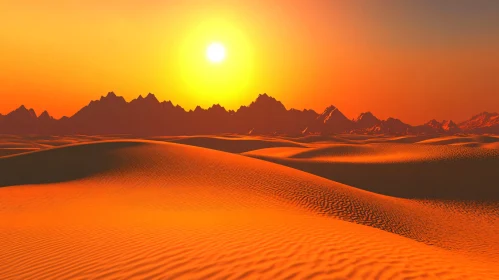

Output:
xmin=0 ymin=141 xmax=143 ymax=188
xmin=248 ymin=156 xmax=499 ymax=201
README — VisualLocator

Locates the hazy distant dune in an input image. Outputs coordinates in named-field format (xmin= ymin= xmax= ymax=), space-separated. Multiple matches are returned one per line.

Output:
xmin=367 ymin=135 xmax=437 ymax=144
xmin=0 ymin=140 xmax=40 ymax=157
xmin=418 ymin=135 xmax=499 ymax=146
xmin=280 ymin=134 xmax=356 ymax=144
xmin=159 ymin=135 xmax=306 ymax=153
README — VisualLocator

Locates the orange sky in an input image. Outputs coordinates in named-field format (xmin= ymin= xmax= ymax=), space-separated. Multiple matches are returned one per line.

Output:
xmin=1 ymin=1 xmax=498 ymax=124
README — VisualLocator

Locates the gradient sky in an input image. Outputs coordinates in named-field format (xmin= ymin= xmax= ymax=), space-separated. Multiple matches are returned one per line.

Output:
xmin=1 ymin=1 xmax=498 ymax=124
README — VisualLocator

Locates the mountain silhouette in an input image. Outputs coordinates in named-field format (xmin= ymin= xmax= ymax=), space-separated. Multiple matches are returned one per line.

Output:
xmin=355 ymin=112 xmax=381 ymax=130
xmin=365 ymin=117 xmax=412 ymax=135
xmin=442 ymin=120 xmax=462 ymax=134
xmin=1 ymin=105 xmax=39 ymax=134
xmin=38 ymin=111 xmax=54 ymax=122
xmin=0 ymin=92 xmax=498 ymax=136
xmin=306 ymin=106 xmax=354 ymax=134
xmin=459 ymin=112 xmax=499 ymax=134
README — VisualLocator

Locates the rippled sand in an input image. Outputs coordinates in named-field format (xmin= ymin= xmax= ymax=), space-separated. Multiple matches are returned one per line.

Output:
xmin=0 ymin=138 xmax=498 ymax=279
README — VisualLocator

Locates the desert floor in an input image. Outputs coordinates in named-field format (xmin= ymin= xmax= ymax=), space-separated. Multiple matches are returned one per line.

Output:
xmin=1 ymin=134 xmax=498 ymax=279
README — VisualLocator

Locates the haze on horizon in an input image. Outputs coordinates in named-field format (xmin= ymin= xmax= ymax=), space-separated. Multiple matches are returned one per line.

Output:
xmin=1 ymin=1 xmax=498 ymax=124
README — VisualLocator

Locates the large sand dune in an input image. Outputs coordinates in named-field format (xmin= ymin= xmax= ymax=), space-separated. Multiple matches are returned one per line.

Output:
xmin=245 ymin=143 xmax=499 ymax=200
xmin=1 ymin=140 xmax=498 ymax=279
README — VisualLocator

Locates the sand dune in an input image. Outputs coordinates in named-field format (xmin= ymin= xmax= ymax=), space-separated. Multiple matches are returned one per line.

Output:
xmin=1 ymin=140 xmax=498 ymax=279
xmin=156 ymin=135 xmax=306 ymax=153
xmin=418 ymin=135 xmax=499 ymax=147
xmin=369 ymin=134 xmax=438 ymax=144
xmin=0 ymin=148 xmax=40 ymax=157
xmin=245 ymin=143 xmax=499 ymax=201
xmin=0 ymin=135 xmax=124 ymax=157
xmin=280 ymin=134 xmax=356 ymax=144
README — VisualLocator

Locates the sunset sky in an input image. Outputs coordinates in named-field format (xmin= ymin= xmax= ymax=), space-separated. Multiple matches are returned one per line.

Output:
xmin=1 ymin=1 xmax=498 ymax=124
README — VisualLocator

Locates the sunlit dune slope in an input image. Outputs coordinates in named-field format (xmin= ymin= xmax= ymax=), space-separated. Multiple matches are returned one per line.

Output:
xmin=245 ymin=143 xmax=499 ymax=200
xmin=0 ymin=140 xmax=498 ymax=279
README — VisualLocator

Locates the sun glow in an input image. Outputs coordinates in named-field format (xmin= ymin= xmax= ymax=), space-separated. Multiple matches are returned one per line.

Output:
xmin=176 ymin=18 xmax=254 ymax=107
xmin=206 ymin=42 xmax=226 ymax=63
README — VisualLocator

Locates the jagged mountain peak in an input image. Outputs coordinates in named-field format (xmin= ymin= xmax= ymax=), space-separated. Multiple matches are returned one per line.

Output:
xmin=319 ymin=105 xmax=349 ymax=124
xmin=459 ymin=111 xmax=499 ymax=130
xmin=145 ymin=93 xmax=158 ymax=102
xmin=442 ymin=120 xmax=457 ymax=126
xmin=208 ymin=104 xmax=227 ymax=112
xmin=193 ymin=105 xmax=205 ymax=112
xmin=441 ymin=120 xmax=461 ymax=132
xmin=8 ymin=105 xmax=37 ymax=119
xmin=355 ymin=111 xmax=381 ymax=129
xmin=97 ymin=92 xmax=127 ymax=104
xmin=161 ymin=100 xmax=175 ymax=108
xmin=356 ymin=111 xmax=380 ymax=122
xmin=130 ymin=93 xmax=160 ymax=106
xmin=425 ymin=119 xmax=442 ymax=127
xmin=323 ymin=105 xmax=338 ymax=113
xmin=39 ymin=110 xmax=52 ymax=119
xmin=357 ymin=111 xmax=375 ymax=118
xmin=249 ymin=93 xmax=287 ymax=112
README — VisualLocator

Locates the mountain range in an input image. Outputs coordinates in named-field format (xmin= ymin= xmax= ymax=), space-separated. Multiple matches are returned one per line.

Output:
xmin=1 ymin=92 xmax=498 ymax=136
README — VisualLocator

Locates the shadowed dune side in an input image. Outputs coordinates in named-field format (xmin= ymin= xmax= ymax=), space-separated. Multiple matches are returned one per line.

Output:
xmin=244 ymin=144 xmax=499 ymax=201
xmin=246 ymin=156 xmax=499 ymax=201
xmin=1 ymin=140 xmax=498 ymax=278
xmin=0 ymin=141 xmax=143 ymax=187
xmin=0 ymin=142 xmax=36 ymax=148
xmin=0 ymin=135 xmax=123 ymax=157
xmin=0 ymin=148 xmax=40 ymax=157
xmin=158 ymin=136 xmax=306 ymax=153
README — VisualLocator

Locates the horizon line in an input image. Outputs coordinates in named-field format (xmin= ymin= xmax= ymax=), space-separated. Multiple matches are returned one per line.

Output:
xmin=1 ymin=91 xmax=496 ymax=126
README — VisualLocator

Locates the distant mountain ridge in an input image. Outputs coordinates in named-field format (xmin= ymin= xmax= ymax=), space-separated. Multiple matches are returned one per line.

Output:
xmin=0 ymin=92 xmax=498 ymax=135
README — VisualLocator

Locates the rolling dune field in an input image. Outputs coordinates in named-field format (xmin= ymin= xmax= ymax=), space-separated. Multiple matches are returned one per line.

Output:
xmin=0 ymin=136 xmax=498 ymax=279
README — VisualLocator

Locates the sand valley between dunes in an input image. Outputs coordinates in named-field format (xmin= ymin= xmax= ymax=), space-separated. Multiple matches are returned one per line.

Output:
xmin=1 ymin=135 xmax=498 ymax=279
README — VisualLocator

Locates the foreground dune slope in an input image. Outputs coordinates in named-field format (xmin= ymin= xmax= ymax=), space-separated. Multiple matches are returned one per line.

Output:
xmin=1 ymin=140 xmax=498 ymax=279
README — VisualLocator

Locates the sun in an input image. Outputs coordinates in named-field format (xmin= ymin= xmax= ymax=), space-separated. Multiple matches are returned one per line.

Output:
xmin=176 ymin=18 xmax=254 ymax=106
xmin=206 ymin=42 xmax=226 ymax=63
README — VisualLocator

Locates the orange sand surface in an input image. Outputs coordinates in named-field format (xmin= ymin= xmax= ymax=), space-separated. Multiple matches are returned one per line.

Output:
xmin=1 ymin=139 xmax=498 ymax=279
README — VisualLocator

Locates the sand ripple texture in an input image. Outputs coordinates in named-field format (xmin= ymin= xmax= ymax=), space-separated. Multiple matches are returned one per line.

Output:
xmin=1 ymin=140 xmax=498 ymax=279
